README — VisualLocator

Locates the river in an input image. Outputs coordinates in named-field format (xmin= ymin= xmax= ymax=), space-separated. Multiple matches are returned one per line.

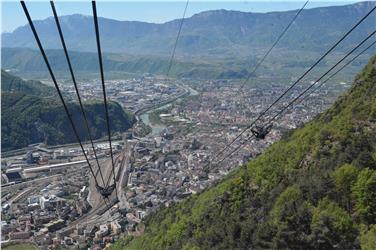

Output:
xmin=139 ymin=83 xmax=199 ymax=135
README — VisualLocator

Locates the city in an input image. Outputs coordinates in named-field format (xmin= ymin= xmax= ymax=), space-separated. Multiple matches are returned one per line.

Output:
xmin=1 ymin=1 xmax=375 ymax=249
xmin=1 ymin=75 xmax=350 ymax=249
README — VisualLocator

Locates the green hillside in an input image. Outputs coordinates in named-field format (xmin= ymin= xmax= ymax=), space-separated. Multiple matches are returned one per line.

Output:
xmin=1 ymin=92 xmax=136 ymax=151
xmin=112 ymin=56 xmax=376 ymax=249
xmin=1 ymin=70 xmax=55 ymax=97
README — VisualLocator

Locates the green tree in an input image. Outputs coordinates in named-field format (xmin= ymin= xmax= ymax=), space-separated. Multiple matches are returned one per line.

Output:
xmin=332 ymin=164 xmax=359 ymax=212
xmin=360 ymin=224 xmax=376 ymax=250
xmin=310 ymin=198 xmax=357 ymax=249
xmin=271 ymin=185 xmax=312 ymax=248
xmin=352 ymin=168 xmax=376 ymax=224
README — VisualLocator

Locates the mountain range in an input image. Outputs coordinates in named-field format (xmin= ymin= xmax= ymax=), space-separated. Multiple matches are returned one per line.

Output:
xmin=2 ymin=2 xmax=375 ymax=80
xmin=2 ymin=2 xmax=375 ymax=58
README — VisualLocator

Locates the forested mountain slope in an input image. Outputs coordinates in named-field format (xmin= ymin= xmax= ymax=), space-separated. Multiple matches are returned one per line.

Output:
xmin=1 ymin=70 xmax=55 ymax=97
xmin=112 ymin=55 xmax=376 ymax=249
xmin=1 ymin=92 xmax=136 ymax=151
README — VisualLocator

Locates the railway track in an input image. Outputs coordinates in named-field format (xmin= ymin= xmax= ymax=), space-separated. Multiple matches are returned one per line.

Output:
xmin=58 ymin=148 xmax=129 ymax=233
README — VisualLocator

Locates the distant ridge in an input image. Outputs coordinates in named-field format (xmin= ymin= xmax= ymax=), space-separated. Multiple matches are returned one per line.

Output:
xmin=2 ymin=1 xmax=375 ymax=56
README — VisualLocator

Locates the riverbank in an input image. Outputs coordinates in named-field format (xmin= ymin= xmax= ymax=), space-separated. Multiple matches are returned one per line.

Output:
xmin=136 ymin=82 xmax=199 ymax=135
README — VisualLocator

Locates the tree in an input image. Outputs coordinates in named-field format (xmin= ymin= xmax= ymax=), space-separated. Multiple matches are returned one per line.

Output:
xmin=271 ymin=185 xmax=312 ymax=248
xmin=310 ymin=198 xmax=357 ymax=249
xmin=360 ymin=224 xmax=376 ymax=250
xmin=352 ymin=168 xmax=376 ymax=224
xmin=332 ymin=164 xmax=358 ymax=212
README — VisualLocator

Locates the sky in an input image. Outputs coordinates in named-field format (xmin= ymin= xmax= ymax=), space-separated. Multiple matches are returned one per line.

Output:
xmin=1 ymin=0 xmax=359 ymax=33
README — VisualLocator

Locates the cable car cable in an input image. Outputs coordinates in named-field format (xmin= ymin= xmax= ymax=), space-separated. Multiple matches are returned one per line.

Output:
xmin=211 ymin=1 xmax=309 ymax=124
xmin=209 ymin=6 xmax=376 ymax=164
xmin=20 ymin=1 xmax=101 ymax=189
xmin=237 ymin=0 xmax=309 ymax=92
xmin=50 ymin=1 xmax=107 ymax=188
xmin=303 ymin=39 xmax=376 ymax=101
xmin=264 ymin=30 xmax=376 ymax=128
xmin=92 ymin=1 xmax=118 ymax=196
xmin=166 ymin=0 xmax=190 ymax=77
xmin=214 ymin=31 xmax=376 ymax=167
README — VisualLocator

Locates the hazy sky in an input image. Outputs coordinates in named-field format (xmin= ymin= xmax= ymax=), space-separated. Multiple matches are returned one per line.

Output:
xmin=1 ymin=1 xmax=358 ymax=33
